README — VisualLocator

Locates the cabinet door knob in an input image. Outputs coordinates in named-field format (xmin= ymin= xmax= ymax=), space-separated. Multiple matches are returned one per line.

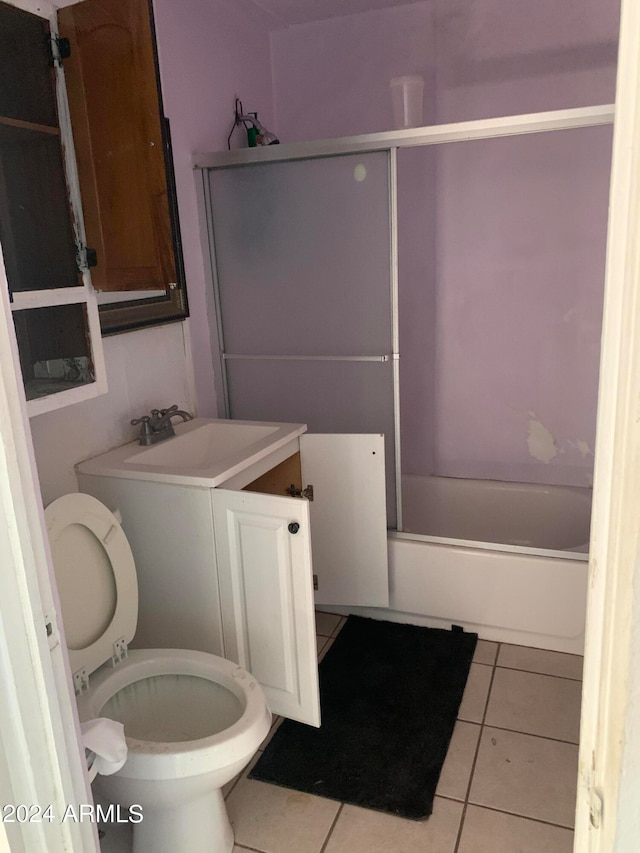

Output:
xmin=288 ymin=522 xmax=300 ymax=534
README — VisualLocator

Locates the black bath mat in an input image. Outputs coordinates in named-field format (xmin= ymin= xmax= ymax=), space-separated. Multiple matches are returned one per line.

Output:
xmin=249 ymin=615 xmax=477 ymax=820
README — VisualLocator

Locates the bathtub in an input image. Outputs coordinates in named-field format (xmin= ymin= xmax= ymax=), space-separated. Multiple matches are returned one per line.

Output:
xmin=333 ymin=475 xmax=591 ymax=655
xmin=401 ymin=474 xmax=592 ymax=550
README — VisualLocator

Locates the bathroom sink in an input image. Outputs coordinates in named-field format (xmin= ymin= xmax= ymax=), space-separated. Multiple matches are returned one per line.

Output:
xmin=126 ymin=421 xmax=280 ymax=470
xmin=76 ymin=417 xmax=307 ymax=488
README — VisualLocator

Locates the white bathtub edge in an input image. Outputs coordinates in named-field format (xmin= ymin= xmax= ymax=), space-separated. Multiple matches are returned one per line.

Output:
xmin=318 ymin=604 xmax=584 ymax=655
xmin=316 ymin=537 xmax=588 ymax=656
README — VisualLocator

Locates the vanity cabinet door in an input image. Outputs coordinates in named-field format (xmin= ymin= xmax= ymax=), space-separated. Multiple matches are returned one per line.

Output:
xmin=300 ymin=433 xmax=389 ymax=607
xmin=212 ymin=489 xmax=320 ymax=727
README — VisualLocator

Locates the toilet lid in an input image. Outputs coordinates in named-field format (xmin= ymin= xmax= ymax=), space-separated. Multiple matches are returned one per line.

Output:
xmin=45 ymin=493 xmax=138 ymax=678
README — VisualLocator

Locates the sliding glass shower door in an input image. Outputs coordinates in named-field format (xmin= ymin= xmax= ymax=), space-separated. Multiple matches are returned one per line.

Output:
xmin=206 ymin=151 xmax=398 ymax=527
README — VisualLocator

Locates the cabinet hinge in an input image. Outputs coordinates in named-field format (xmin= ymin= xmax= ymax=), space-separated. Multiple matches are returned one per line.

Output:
xmin=286 ymin=484 xmax=314 ymax=501
xmin=50 ymin=36 xmax=71 ymax=66
xmin=313 ymin=574 xmax=319 ymax=591
xmin=77 ymin=244 xmax=98 ymax=271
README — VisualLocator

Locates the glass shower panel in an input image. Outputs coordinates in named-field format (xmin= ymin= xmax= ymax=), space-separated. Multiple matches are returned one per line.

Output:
xmin=225 ymin=357 xmax=397 ymax=529
xmin=396 ymin=124 xmax=611 ymax=547
xmin=432 ymin=124 xmax=612 ymax=489
xmin=207 ymin=150 xmax=398 ymax=526
xmin=208 ymin=152 xmax=392 ymax=356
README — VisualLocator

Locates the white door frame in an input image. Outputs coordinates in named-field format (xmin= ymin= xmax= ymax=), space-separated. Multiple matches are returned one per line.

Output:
xmin=0 ymin=1 xmax=99 ymax=850
xmin=574 ymin=0 xmax=640 ymax=849
xmin=0 ymin=235 xmax=98 ymax=852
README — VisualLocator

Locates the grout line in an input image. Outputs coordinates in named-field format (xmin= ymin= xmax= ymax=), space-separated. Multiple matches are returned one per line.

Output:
xmin=224 ymin=751 xmax=261 ymax=803
xmin=495 ymin=663 xmax=583 ymax=682
xmin=331 ymin=617 xmax=347 ymax=638
xmin=453 ymin=641 xmax=500 ymax=853
xmin=319 ymin=803 xmax=344 ymax=853
xmin=317 ymin=636 xmax=335 ymax=663
xmin=497 ymin=641 xmax=584 ymax=657
xmin=480 ymin=723 xmax=580 ymax=746
xmin=439 ymin=796 xmax=577 ymax=832
xmin=223 ymin=773 xmax=242 ymax=801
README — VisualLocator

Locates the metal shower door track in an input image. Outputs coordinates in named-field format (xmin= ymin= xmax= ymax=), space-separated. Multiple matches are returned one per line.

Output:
xmin=193 ymin=104 xmax=614 ymax=170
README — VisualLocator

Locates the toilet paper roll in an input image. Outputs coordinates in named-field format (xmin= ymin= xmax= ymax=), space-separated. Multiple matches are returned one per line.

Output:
xmin=80 ymin=718 xmax=127 ymax=782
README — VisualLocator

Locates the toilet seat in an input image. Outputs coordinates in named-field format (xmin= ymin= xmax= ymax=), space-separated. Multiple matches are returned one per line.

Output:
xmin=45 ymin=493 xmax=138 ymax=686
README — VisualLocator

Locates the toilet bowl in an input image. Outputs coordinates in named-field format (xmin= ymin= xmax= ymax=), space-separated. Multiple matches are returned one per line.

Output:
xmin=45 ymin=493 xmax=272 ymax=853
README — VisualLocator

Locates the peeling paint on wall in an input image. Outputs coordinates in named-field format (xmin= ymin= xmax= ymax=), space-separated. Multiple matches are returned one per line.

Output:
xmin=527 ymin=414 xmax=558 ymax=463
xmin=526 ymin=418 xmax=592 ymax=466
xmin=577 ymin=440 xmax=592 ymax=458
xmin=567 ymin=439 xmax=593 ymax=458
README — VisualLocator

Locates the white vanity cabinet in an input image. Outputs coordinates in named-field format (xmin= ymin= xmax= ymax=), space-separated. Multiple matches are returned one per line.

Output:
xmin=77 ymin=426 xmax=388 ymax=727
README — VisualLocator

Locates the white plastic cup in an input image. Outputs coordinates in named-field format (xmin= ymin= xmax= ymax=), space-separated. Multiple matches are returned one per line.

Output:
xmin=390 ymin=75 xmax=424 ymax=129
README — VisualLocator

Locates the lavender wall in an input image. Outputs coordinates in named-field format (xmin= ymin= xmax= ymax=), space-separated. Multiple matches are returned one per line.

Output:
xmin=434 ymin=0 xmax=619 ymax=124
xmin=270 ymin=0 xmax=619 ymax=486
xmin=152 ymin=0 xmax=276 ymax=416
xmin=271 ymin=2 xmax=435 ymax=141
xmin=431 ymin=0 xmax=618 ymax=485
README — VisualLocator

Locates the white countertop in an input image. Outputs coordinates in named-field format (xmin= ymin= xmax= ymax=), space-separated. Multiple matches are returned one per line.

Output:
xmin=76 ymin=417 xmax=307 ymax=488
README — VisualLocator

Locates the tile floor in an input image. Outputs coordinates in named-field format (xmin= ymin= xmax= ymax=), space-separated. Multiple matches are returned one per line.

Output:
xmin=100 ymin=612 xmax=583 ymax=853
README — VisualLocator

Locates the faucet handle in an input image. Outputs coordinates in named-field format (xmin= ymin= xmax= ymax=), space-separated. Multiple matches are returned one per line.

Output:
xmin=130 ymin=415 xmax=154 ymax=445
xmin=159 ymin=405 xmax=178 ymax=416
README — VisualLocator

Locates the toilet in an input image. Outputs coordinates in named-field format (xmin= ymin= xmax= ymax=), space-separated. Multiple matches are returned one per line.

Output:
xmin=45 ymin=493 xmax=272 ymax=853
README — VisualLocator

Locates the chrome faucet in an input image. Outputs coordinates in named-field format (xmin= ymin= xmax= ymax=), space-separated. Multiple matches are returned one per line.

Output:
xmin=131 ymin=405 xmax=193 ymax=446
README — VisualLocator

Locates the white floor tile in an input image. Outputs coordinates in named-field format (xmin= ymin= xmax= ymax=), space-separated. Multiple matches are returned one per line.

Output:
xmin=473 ymin=640 xmax=498 ymax=665
xmin=323 ymin=798 xmax=463 ymax=853
xmin=458 ymin=663 xmax=493 ymax=723
xmin=485 ymin=668 xmax=582 ymax=742
xmin=315 ymin=611 xmax=343 ymax=637
xmin=436 ymin=721 xmax=481 ymax=801
xmin=497 ymin=645 xmax=583 ymax=680
xmin=226 ymin=775 xmax=340 ymax=853
xmin=469 ymin=727 xmax=578 ymax=827
xmin=457 ymin=805 xmax=574 ymax=853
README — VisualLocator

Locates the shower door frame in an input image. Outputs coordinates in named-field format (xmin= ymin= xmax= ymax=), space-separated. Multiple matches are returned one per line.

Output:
xmin=194 ymin=102 xmax=614 ymax=534
xmin=198 ymin=148 xmax=403 ymax=527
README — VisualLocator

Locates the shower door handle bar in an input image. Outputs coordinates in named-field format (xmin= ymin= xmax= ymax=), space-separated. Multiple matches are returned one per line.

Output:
xmin=222 ymin=353 xmax=394 ymax=362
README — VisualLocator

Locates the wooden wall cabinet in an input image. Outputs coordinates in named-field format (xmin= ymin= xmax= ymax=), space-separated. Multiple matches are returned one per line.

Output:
xmin=59 ymin=0 xmax=187 ymax=333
